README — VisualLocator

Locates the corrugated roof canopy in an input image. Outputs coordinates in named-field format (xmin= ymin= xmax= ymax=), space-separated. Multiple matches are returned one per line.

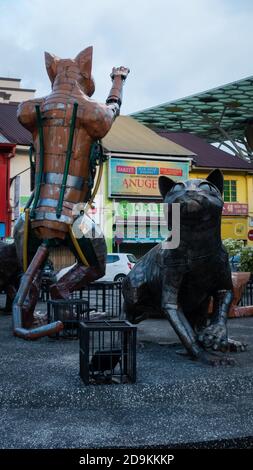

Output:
xmin=102 ymin=116 xmax=195 ymax=156
xmin=131 ymin=76 xmax=253 ymax=144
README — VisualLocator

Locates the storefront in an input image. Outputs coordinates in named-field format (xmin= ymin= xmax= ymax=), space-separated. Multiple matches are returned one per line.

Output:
xmin=221 ymin=203 xmax=248 ymax=241
xmin=190 ymin=171 xmax=253 ymax=245
xmin=107 ymin=155 xmax=190 ymax=255
xmin=153 ymin=131 xmax=253 ymax=247
xmin=100 ymin=116 xmax=194 ymax=253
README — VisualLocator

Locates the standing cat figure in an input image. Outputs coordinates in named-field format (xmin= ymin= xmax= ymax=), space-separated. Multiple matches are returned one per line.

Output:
xmin=123 ymin=169 xmax=246 ymax=365
xmin=13 ymin=46 xmax=129 ymax=339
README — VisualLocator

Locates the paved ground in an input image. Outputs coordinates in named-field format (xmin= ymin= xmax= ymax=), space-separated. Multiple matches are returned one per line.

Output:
xmin=0 ymin=305 xmax=253 ymax=449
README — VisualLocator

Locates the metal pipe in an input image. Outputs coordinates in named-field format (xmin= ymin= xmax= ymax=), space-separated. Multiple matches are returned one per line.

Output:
xmin=13 ymin=242 xmax=63 ymax=340
xmin=22 ymin=209 xmax=29 ymax=272
xmin=24 ymin=191 xmax=35 ymax=210
xmin=56 ymin=102 xmax=78 ymax=218
xmin=30 ymin=105 xmax=44 ymax=218
xmin=88 ymin=160 xmax=103 ymax=206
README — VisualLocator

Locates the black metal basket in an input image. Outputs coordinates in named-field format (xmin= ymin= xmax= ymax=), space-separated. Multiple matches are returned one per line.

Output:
xmin=71 ymin=281 xmax=123 ymax=319
xmin=79 ymin=320 xmax=136 ymax=385
xmin=47 ymin=299 xmax=90 ymax=339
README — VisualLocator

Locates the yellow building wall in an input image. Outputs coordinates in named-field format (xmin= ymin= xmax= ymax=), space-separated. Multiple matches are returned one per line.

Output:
xmin=102 ymin=162 xmax=253 ymax=250
xmin=247 ymin=175 xmax=253 ymax=215
xmin=190 ymin=169 xmax=253 ymax=246
xmin=94 ymin=160 xmax=113 ymax=252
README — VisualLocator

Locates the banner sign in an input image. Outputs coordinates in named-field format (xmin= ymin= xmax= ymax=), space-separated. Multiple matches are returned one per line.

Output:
xmin=222 ymin=203 xmax=248 ymax=216
xmin=109 ymin=157 xmax=189 ymax=198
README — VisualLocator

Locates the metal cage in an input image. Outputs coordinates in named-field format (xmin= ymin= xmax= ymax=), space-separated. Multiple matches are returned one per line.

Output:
xmin=71 ymin=281 xmax=122 ymax=319
xmin=47 ymin=299 xmax=90 ymax=339
xmin=79 ymin=320 xmax=136 ymax=385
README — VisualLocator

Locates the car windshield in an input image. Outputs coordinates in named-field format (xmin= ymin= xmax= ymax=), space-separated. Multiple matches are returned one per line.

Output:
xmin=107 ymin=255 xmax=120 ymax=263
xmin=127 ymin=254 xmax=137 ymax=263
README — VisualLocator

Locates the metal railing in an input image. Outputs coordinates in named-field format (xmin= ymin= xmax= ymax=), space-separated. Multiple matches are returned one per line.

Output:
xmin=40 ymin=281 xmax=123 ymax=318
xmin=239 ymin=279 xmax=253 ymax=307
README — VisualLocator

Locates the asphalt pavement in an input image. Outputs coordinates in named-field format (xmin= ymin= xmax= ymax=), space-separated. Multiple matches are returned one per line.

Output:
xmin=0 ymin=304 xmax=253 ymax=449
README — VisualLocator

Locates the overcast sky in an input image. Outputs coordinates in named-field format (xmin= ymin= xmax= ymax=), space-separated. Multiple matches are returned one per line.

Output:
xmin=1 ymin=0 xmax=253 ymax=114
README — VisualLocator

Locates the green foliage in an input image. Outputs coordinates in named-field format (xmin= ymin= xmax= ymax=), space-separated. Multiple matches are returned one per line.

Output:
xmin=223 ymin=238 xmax=244 ymax=257
xmin=223 ymin=238 xmax=253 ymax=273
xmin=240 ymin=246 xmax=253 ymax=273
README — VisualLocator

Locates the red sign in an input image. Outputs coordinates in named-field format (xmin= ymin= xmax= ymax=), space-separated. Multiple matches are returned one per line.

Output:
xmin=116 ymin=165 xmax=135 ymax=174
xmin=222 ymin=203 xmax=248 ymax=216
xmin=248 ymin=230 xmax=253 ymax=241
xmin=115 ymin=233 xmax=124 ymax=245
xmin=160 ymin=168 xmax=183 ymax=176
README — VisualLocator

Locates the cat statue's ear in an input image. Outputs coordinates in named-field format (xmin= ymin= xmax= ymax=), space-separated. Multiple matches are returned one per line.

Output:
xmin=44 ymin=52 xmax=60 ymax=84
xmin=75 ymin=46 xmax=95 ymax=96
xmin=75 ymin=46 xmax=93 ymax=79
xmin=206 ymin=169 xmax=224 ymax=194
xmin=158 ymin=176 xmax=175 ymax=199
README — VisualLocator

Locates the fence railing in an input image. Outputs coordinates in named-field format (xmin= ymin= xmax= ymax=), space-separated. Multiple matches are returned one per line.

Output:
xmin=239 ymin=280 xmax=253 ymax=307
xmin=39 ymin=278 xmax=253 ymax=314
xmin=40 ymin=281 xmax=123 ymax=319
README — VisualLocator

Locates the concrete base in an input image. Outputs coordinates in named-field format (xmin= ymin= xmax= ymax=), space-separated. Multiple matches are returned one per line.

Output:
xmin=0 ymin=312 xmax=253 ymax=449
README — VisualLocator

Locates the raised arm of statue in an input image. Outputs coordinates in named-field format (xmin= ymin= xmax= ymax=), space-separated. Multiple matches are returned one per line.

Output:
xmin=106 ymin=66 xmax=130 ymax=115
xmin=83 ymin=66 xmax=130 ymax=140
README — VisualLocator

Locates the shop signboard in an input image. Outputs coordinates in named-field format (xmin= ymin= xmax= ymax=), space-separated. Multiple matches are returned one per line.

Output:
xmin=222 ymin=203 xmax=248 ymax=216
xmin=108 ymin=157 xmax=189 ymax=198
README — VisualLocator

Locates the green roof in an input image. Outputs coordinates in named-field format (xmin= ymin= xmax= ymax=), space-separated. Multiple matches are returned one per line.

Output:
xmin=131 ymin=76 xmax=253 ymax=143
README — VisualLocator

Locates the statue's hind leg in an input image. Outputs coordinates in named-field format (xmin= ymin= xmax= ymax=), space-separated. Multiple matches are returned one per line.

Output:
xmin=50 ymin=262 xmax=104 ymax=300
xmin=50 ymin=226 xmax=106 ymax=299
xmin=12 ymin=242 xmax=63 ymax=340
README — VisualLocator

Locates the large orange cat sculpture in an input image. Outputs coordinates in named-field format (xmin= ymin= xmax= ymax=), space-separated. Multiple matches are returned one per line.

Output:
xmin=13 ymin=46 xmax=129 ymax=339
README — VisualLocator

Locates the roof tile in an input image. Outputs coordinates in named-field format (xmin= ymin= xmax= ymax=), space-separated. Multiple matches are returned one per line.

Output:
xmin=0 ymin=102 xmax=32 ymax=145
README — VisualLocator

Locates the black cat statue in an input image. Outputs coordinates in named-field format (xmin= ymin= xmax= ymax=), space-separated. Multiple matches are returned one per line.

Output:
xmin=123 ymin=169 xmax=246 ymax=365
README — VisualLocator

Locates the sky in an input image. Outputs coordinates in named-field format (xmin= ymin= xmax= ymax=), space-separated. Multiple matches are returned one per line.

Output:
xmin=1 ymin=0 xmax=253 ymax=115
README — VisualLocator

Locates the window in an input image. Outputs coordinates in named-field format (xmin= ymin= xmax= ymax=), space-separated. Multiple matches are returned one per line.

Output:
xmin=107 ymin=255 xmax=120 ymax=264
xmin=127 ymin=254 xmax=137 ymax=263
xmin=223 ymin=180 xmax=237 ymax=202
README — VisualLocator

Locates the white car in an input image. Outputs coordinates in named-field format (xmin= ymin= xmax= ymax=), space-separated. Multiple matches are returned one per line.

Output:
xmin=98 ymin=253 xmax=137 ymax=282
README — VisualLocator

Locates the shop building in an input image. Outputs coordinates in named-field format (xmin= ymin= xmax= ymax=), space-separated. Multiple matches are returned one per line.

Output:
xmin=130 ymin=76 xmax=253 ymax=247
xmin=0 ymin=137 xmax=15 ymax=237
xmin=0 ymin=78 xmax=35 ymax=232
xmin=156 ymin=131 xmax=253 ymax=246
xmin=100 ymin=116 xmax=195 ymax=256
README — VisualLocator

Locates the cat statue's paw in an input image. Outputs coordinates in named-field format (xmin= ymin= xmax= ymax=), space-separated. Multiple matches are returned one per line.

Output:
xmin=197 ymin=322 xmax=228 ymax=352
